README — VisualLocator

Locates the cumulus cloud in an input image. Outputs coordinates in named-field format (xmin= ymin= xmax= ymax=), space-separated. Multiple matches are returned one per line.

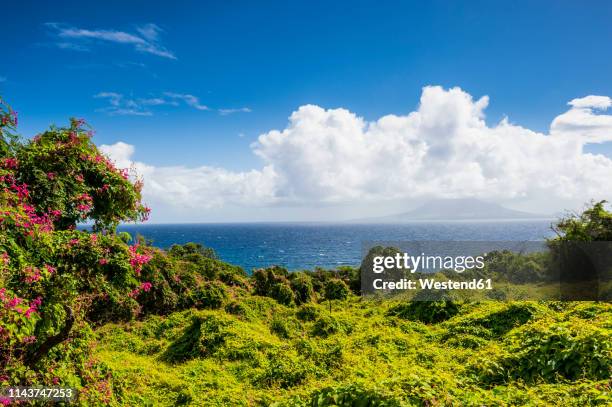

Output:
xmin=100 ymin=86 xmax=612 ymax=218
xmin=551 ymin=95 xmax=612 ymax=143
xmin=45 ymin=22 xmax=176 ymax=59
xmin=100 ymin=142 xmax=277 ymax=209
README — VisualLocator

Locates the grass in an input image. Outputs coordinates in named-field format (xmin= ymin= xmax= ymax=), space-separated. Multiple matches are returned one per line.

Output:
xmin=91 ymin=297 xmax=611 ymax=406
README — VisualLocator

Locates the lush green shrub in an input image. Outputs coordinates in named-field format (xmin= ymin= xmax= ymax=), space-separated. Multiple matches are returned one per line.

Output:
xmin=270 ymin=315 xmax=301 ymax=339
xmin=479 ymin=317 xmax=612 ymax=383
xmin=388 ymin=300 xmax=459 ymax=324
xmin=163 ymin=313 xmax=233 ymax=362
xmin=296 ymin=304 xmax=321 ymax=321
xmin=444 ymin=302 xmax=540 ymax=340
xmin=193 ymin=281 xmax=228 ymax=309
xmin=168 ymin=242 xmax=217 ymax=260
xmin=255 ymin=351 xmax=316 ymax=389
xmin=253 ymin=266 xmax=296 ymax=305
xmin=324 ymin=279 xmax=350 ymax=301
xmin=289 ymin=272 xmax=315 ymax=305
xmin=311 ymin=315 xmax=353 ymax=337
xmin=271 ymin=281 xmax=295 ymax=306
xmin=307 ymin=384 xmax=402 ymax=407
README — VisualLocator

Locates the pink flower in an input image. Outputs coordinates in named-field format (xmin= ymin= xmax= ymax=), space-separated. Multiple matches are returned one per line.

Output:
xmin=25 ymin=296 xmax=42 ymax=318
xmin=99 ymin=258 xmax=108 ymax=265
xmin=46 ymin=172 xmax=56 ymax=180
xmin=24 ymin=266 xmax=41 ymax=283
xmin=6 ymin=297 xmax=23 ymax=309
xmin=128 ymin=244 xmax=152 ymax=275
xmin=140 ymin=282 xmax=153 ymax=292
xmin=77 ymin=204 xmax=91 ymax=212
xmin=45 ymin=264 xmax=56 ymax=274
xmin=22 ymin=335 xmax=36 ymax=344
xmin=1 ymin=157 xmax=18 ymax=169
xmin=52 ymin=377 xmax=60 ymax=385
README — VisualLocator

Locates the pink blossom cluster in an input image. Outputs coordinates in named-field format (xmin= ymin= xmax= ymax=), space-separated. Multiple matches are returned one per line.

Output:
xmin=75 ymin=193 xmax=94 ymax=216
xmin=128 ymin=244 xmax=152 ymax=275
xmin=24 ymin=296 xmax=42 ymax=318
xmin=128 ymin=281 xmax=153 ymax=298
xmin=18 ymin=202 xmax=57 ymax=232
xmin=23 ymin=266 xmax=41 ymax=284
xmin=0 ymin=109 xmax=17 ymax=127
xmin=1 ymin=288 xmax=40 ymax=318
xmin=1 ymin=157 xmax=18 ymax=169
xmin=140 ymin=204 xmax=152 ymax=221
xmin=1 ymin=252 xmax=9 ymax=267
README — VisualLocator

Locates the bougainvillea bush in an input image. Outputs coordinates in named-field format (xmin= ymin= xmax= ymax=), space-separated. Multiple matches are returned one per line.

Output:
xmin=0 ymin=97 xmax=154 ymax=403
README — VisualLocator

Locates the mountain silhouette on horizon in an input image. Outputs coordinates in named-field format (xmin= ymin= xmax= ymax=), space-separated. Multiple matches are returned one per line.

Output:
xmin=354 ymin=198 xmax=552 ymax=222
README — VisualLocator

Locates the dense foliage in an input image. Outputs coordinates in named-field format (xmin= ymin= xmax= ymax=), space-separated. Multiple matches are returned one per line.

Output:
xmin=0 ymin=98 xmax=610 ymax=405
xmin=0 ymin=98 xmax=152 ymax=403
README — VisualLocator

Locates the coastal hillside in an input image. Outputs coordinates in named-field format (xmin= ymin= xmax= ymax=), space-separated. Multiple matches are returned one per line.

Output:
xmin=0 ymin=100 xmax=610 ymax=406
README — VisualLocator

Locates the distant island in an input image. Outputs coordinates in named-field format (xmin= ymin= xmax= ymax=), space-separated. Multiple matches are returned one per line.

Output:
xmin=353 ymin=198 xmax=553 ymax=222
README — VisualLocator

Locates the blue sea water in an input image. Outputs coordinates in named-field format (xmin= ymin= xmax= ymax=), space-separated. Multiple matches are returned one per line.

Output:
xmin=116 ymin=221 xmax=554 ymax=272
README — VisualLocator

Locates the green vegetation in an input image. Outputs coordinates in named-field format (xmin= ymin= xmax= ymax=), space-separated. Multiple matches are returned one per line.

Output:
xmin=0 ymin=98 xmax=610 ymax=405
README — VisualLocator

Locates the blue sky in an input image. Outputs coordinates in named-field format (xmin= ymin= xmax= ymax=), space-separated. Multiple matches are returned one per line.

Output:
xmin=1 ymin=1 xmax=612 ymax=221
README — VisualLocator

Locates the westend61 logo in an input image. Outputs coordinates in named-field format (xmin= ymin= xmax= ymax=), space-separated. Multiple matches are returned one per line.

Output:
xmin=372 ymin=252 xmax=486 ymax=273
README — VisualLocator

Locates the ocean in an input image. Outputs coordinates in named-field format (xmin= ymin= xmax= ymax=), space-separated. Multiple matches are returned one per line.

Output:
xmin=116 ymin=221 xmax=554 ymax=272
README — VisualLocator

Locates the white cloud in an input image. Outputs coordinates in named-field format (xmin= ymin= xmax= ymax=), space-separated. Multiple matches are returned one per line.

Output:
xmin=94 ymin=91 xmax=248 ymax=116
xmin=219 ymin=107 xmax=252 ymax=115
xmin=100 ymin=142 xmax=277 ymax=210
xmin=56 ymin=42 xmax=89 ymax=52
xmin=45 ymin=22 xmax=176 ymax=59
xmin=568 ymin=95 xmax=612 ymax=110
xmin=163 ymin=92 xmax=209 ymax=111
xmin=100 ymin=86 xmax=612 ymax=220
xmin=136 ymin=23 xmax=162 ymax=42
xmin=551 ymin=95 xmax=612 ymax=143
xmin=94 ymin=92 xmax=154 ymax=116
